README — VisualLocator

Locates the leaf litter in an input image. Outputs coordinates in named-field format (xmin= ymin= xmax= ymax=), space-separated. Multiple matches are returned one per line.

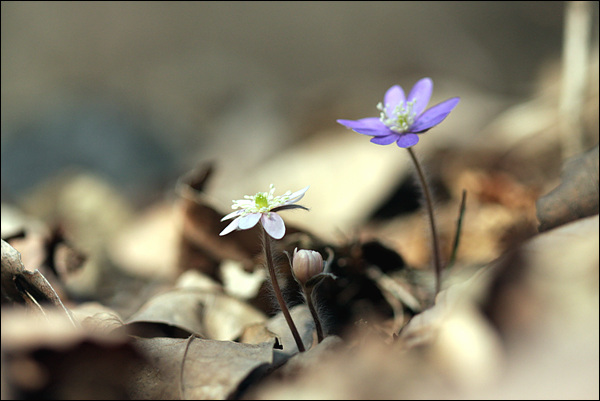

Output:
xmin=2 ymin=52 xmax=599 ymax=401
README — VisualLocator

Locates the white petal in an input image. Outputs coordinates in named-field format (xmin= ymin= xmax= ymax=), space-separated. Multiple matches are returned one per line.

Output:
xmin=235 ymin=200 xmax=254 ymax=206
xmin=261 ymin=213 xmax=285 ymax=239
xmin=286 ymin=185 xmax=310 ymax=204
xmin=221 ymin=209 xmax=244 ymax=222
xmin=219 ymin=217 xmax=241 ymax=236
xmin=238 ymin=213 xmax=261 ymax=230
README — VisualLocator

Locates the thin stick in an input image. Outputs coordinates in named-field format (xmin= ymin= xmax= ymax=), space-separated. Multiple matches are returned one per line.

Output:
xmin=406 ymin=147 xmax=443 ymax=297
xmin=263 ymin=228 xmax=305 ymax=352
xmin=179 ymin=335 xmax=195 ymax=400
xmin=447 ymin=189 xmax=467 ymax=268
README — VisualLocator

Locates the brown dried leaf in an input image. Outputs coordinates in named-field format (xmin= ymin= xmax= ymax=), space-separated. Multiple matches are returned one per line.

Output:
xmin=130 ymin=336 xmax=275 ymax=400
xmin=176 ymin=163 xmax=264 ymax=277
xmin=1 ymin=308 xmax=139 ymax=400
xmin=70 ymin=302 xmax=125 ymax=336
xmin=1 ymin=240 xmax=76 ymax=325
xmin=266 ymin=304 xmax=316 ymax=363
xmin=536 ymin=144 xmax=599 ymax=231
xmin=125 ymin=286 xmax=267 ymax=341
xmin=1 ymin=206 xmax=87 ymax=301
xmin=239 ymin=322 xmax=280 ymax=345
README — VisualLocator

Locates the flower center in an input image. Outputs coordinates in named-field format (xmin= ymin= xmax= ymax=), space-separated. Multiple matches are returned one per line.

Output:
xmin=377 ymin=99 xmax=417 ymax=133
xmin=232 ymin=184 xmax=294 ymax=216
xmin=254 ymin=193 xmax=269 ymax=209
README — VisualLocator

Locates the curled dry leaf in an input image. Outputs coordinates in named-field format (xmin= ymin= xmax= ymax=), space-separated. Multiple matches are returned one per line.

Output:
xmin=536 ymin=144 xmax=599 ymax=231
xmin=269 ymin=335 xmax=344 ymax=379
xmin=1 ymin=206 xmax=87 ymax=301
xmin=70 ymin=302 xmax=125 ymax=336
xmin=1 ymin=240 xmax=76 ymax=326
xmin=125 ymin=286 xmax=267 ymax=341
xmin=175 ymin=163 xmax=264 ymax=278
xmin=130 ymin=336 xmax=276 ymax=400
xmin=266 ymin=304 xmax=316 ymax=363
xmin=239 ymin=322 xmax=281 ymax=346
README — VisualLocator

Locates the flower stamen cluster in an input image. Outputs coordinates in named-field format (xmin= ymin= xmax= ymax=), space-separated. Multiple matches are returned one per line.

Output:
xmin=377 ymin=99 xmax=417 ymax=133
xmin=230 ymin=184 xmax=294 ymax=217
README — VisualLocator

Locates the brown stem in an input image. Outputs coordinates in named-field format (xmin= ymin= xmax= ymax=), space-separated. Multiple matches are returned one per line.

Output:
xmin=406 ymin=147 xmax=443 ymax=297
xmin=304 ymin=286 xmax=324 ymax=343
xmin=262 ymin=228 xmax=305 ymax=352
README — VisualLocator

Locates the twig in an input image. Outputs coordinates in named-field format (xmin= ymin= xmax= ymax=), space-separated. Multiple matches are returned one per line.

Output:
xmin=447 ymin=189 xmax=467 ymax=268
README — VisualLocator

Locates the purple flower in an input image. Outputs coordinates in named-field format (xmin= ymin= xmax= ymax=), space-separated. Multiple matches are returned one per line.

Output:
xmin=337 ymin=78 xmax=459 ymax=148
xmin=219 ymin=184 xmax=309 ymax=240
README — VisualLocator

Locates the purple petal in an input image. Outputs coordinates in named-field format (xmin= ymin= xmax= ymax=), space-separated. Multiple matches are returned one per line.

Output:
xmin=287 ymin=186 xmax=310 ymax=204
xmin=410 ymin=97 xmax=460 ymax=133
xmin=337 ymin=118 xmax=391 ymax=137
xmin=261 ymin=213 xmax=285 ymax=239
xmin=384 ymin=85 xmax=405 ymax=115
xmin=407 ymin=78 xmax=433 ymax=116
xmin=219 ymin=217 xmax=240 ymax=236
xmin=370 ymin=134 xmax=399 ymax=145
xmin=238 ymin=213 xmax=261 ymax=230
xmin=395 ymin=133 xmax=420 ymax=148
xmin=221 ymin=209 xmax=244 ymax=222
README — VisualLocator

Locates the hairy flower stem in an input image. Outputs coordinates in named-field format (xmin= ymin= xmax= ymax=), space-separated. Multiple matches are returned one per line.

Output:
xmin=262 ymin=228 xmax=306 ymax=352
xmin=303 ymin=287 xmax=324 ymax=343
xmin=406 ymin=147 xmax=443 ymax=298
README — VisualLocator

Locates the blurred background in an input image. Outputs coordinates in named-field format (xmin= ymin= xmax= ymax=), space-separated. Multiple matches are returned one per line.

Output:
xmin=1 ymin=1 xmax=598 ymax=243
xmin=0 ymin=2 xmax=570 ymax=196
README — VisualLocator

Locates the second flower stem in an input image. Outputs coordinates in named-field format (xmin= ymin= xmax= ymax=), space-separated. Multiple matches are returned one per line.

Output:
xmin=406 ymin=147 xmax=443 ymax=297
xmin=262 ymin=228 xmax=306 ymax=352
xmin=304 ymin=287 xmax=324 ymax=343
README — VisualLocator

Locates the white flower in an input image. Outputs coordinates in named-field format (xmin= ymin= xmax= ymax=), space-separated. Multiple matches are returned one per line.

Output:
xmin=219 ymin=184 xmax=309 ymax=239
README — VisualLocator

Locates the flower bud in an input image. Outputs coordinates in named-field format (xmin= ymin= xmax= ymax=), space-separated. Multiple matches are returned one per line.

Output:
xmin=292 ymin=249 xmax=324 ymax=285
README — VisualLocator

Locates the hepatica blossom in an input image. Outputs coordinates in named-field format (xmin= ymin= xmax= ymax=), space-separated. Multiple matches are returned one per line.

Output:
xmin=219 ymin=184 xmax=309 ymax=240
xmin=337 ymin=78 xmax=459 ymax=148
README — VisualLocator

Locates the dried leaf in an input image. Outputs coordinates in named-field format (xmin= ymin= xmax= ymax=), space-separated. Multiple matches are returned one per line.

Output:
xmin=536 ymin=144 xmax=599 ymax=231
xmin=176 ymin=163 xmax=264 ymax=277
xmin=271 ymin=335 xmax=344 ymax=377
xmin=1 ymin=206 xmax=86 ymax=301
xmin=1 ymin=240 xmax=76 ymax=326
xmin=70 ymin=302 xmax=125 ymax=336
xmin=239 ymin=322 xmax=281 ymax=345
xmin=266 ymin=304 xmax=316 ymax=363
xmin=1 ymin=308 xmax=139 ymax=399
xmin=130 ymin=336 xmax=275 ymax=400
xmin=125 ymin=287 xmax=267 ymax=341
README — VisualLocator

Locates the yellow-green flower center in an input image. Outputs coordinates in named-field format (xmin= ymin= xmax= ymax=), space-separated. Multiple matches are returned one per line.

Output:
xmin=231 ymin=184 xmax=295 ymax=216
xmin=254 ymin=193 xmax=269 ymax=209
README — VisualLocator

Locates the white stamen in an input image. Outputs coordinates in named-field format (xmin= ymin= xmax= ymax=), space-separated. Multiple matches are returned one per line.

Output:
xmin=378 ymin=99 xmax=417 ymax=133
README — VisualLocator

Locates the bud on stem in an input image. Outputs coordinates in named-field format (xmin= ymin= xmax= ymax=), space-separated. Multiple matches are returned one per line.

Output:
xmin=291 ymin=248 xmax=326 ymax=343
